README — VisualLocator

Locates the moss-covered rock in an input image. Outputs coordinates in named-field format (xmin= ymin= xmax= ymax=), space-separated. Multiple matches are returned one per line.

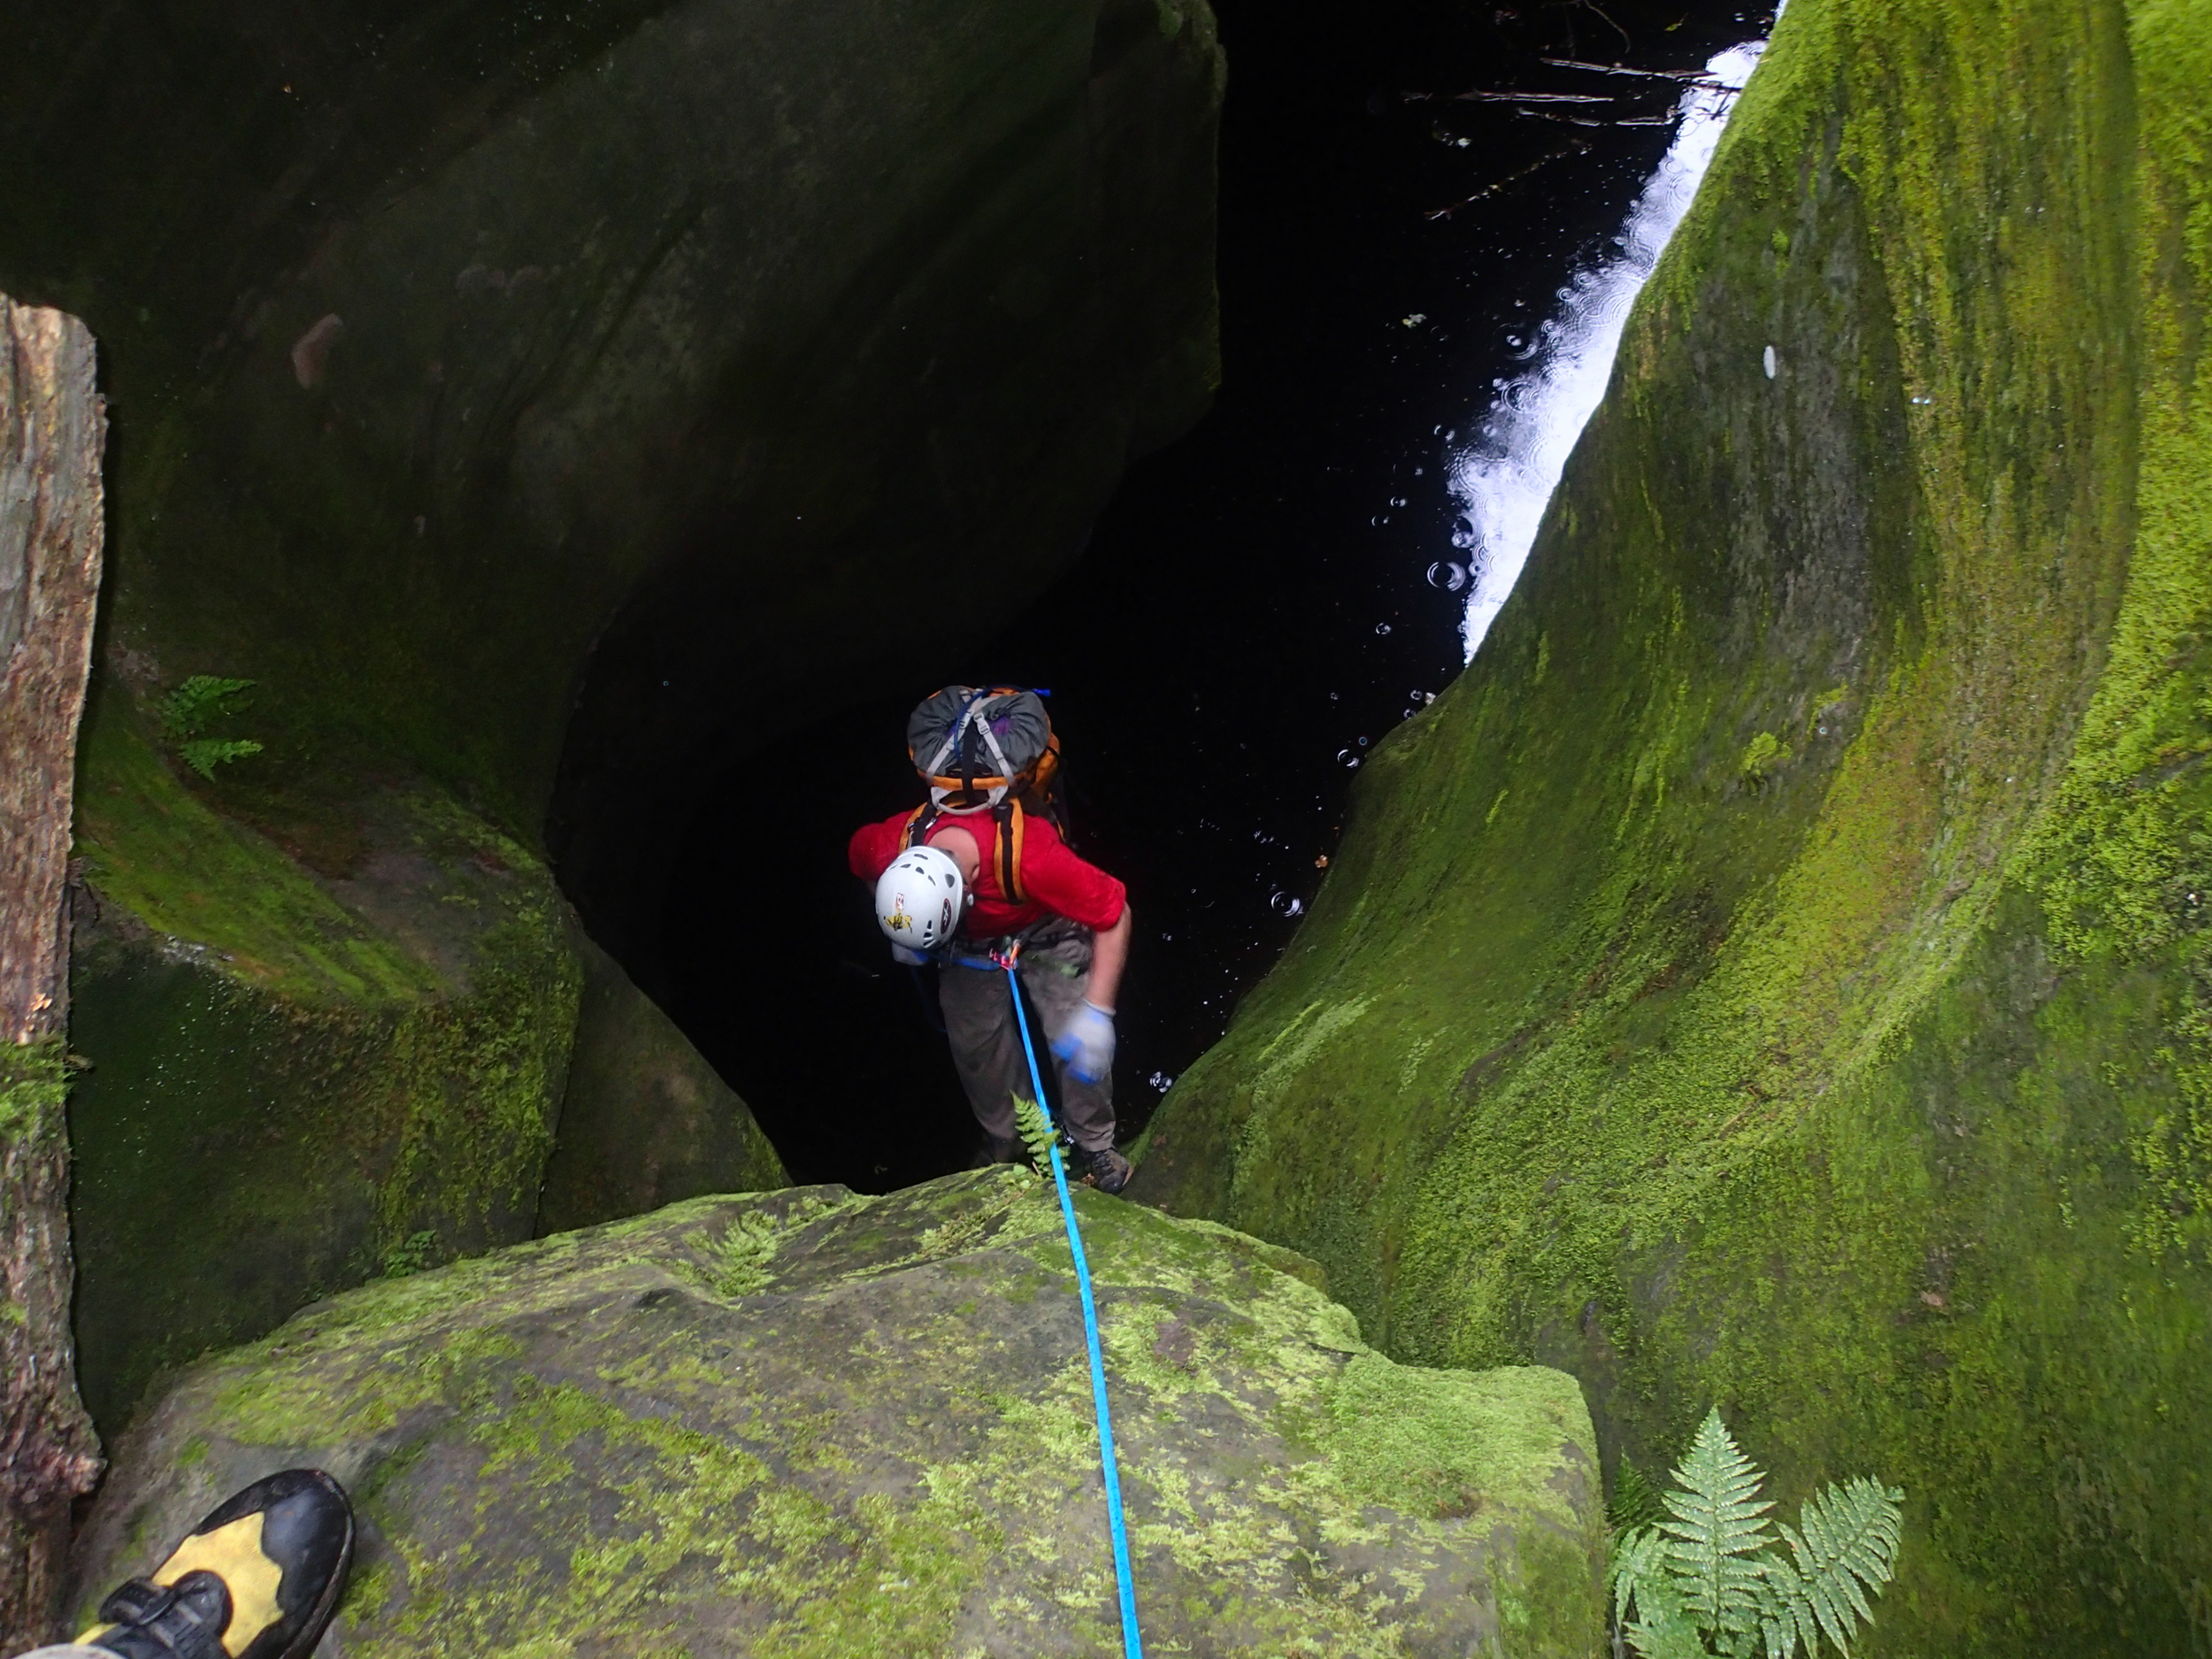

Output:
xmin=65 ymin=684 xmax=783 ymax=1435
xmin=71 ymin=1171 xmax=1605 ymax=1656
xmin=535 ymin=933 xmax=787 ymax=1234
xmin=1132 ymin=0 xmax=2212 ymax=1648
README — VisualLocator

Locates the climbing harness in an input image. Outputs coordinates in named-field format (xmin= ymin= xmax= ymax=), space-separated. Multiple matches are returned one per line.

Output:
xmin=997 ymin=941 xmax=1144 ymax=1659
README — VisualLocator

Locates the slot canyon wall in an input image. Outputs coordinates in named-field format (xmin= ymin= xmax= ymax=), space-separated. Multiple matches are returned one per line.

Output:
xmin=1133 ymin=0 xmax=2212 ymax=1647
xmin=1 ymin=0 xmax=1223 ymax=1432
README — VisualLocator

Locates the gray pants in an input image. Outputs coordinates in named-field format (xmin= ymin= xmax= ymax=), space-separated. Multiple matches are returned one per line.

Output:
xmin=939 ymin=928 xmax=1116 ymax=1154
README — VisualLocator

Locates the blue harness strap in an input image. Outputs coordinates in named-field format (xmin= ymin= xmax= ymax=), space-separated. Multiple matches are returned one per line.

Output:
xmin=1001 ymin=953 xmax=1144 ymax=1659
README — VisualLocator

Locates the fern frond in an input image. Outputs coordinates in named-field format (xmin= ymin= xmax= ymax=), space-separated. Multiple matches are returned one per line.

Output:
xmin=179 ymin=738 xmax=264 ymax=780
xmin=160 ymin=675 xmax=256 ymax=737
xmin=1624 ymin=1601 xmax=1709 ymax=1659
xmin=1612 ymin=1528 xmax=1705 ymax=1659
xmin=1611 ymin=1454 xmax=1668 ymax=1532
xmin=1751 ymin=1553 xmax=1822 ymax=1659
xmin=1776 ymin=1476 xmax=1903 ymax=1655
xmin=1610 ymin=1525 xmax=1665 ymax=1626
xmin=1658 ymin=1408 xmax=1778 ymax=1632
xmin=1013 ymin=1095 xmax=1060 ymax=1171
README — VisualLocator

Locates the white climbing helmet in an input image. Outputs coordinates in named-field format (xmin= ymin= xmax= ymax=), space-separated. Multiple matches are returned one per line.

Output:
xmin=874 ymin=843 xmax=966 ymax=953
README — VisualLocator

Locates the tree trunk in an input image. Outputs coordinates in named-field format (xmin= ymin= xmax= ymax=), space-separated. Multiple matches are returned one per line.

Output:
xmin=0 ymin=294 xmax=107 ymax=1650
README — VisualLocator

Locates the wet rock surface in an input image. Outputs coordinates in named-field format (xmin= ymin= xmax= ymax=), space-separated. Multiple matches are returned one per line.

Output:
xmin=74 ymin=1171 xmax=1605 ymax=1656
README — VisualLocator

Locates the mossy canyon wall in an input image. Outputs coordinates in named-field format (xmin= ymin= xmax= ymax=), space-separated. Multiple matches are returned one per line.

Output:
xmin=1 ymin=0 xmax=1223 ymax=1432
xmin=1133 ymin=0 xmax=2212 ymax=1648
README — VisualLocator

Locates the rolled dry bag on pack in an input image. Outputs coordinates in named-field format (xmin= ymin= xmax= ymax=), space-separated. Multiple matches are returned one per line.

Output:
xmin=908 ymin=686 xmax=1058 ymax=808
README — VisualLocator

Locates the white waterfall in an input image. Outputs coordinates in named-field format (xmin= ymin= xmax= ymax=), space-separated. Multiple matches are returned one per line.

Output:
xmin=1447 ymin=40 xmax=1768 ymax=659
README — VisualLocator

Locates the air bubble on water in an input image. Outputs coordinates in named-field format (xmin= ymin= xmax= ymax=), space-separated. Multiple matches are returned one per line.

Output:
xmin=1375 ymin=622 xmax=1393 ymax=634
xmin=1427 ymin=561 xmax=1469 ymax=592
xmin=1148 ymin=1071 xmax=1178 ymax=1091
xmin=1358 ymin=735 xmax=1370 ymax=747
xmin=1269 ymin=892 xmax=1306 ymax=918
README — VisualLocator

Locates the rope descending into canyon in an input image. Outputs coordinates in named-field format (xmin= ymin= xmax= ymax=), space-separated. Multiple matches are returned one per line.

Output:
xmin=1002 ymin=953 xmax=1144 ymax=1659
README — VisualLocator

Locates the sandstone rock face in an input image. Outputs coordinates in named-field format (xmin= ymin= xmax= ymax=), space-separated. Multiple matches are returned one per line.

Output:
xmin=535 ymin=933 xmax=787 ymax=1235
xmin=65 ymin=695 xmax=786 ymax=1437
xmin=1131 ymin=0 xmax=2212 ymax=1648
xmin=73 ymin=1172 xmax=1606 ymax=1657
xmin=1 ymin=0 xmax=1217 ymax=1426
xmin=0 ymin=0 xmax=1225 ymax=956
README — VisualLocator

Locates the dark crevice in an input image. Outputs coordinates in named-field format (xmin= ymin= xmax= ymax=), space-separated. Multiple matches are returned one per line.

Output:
xmin=599 ymin=0 xmax=1763 ymax=1193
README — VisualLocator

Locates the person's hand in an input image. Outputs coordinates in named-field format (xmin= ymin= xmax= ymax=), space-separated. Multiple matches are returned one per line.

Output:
xmin=1051 ymin=1000 xmax=1117 ymax=1083
xmin=891 ymin=943 xmax=929 ymax=965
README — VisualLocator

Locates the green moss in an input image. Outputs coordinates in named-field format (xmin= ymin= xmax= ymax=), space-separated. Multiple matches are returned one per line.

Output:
xmin=66 ymin=693 xmax=585 ymax=1435
xmin=73 ymin=689 xmax=438 ymax=1008
xmin=0 ymin=1036 xmax=67 ymax=1148
xmin=1737 ymin=730 xmax=1789 ymax=780
xmin=90 ymin=1176 xmax=1607 ymax=1655
xmin=1133 ymin=0 xmax=2212 ymax=1648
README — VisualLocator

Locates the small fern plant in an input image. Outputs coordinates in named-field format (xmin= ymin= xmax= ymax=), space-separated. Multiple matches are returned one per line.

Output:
xmin=1013 ymin=1094 xmax=1062 ymax=1172
xmin=159 ymin=675 xmax=264 ymax=780
xmin=1611 ymin=1408 xmax=1904 ymax=1659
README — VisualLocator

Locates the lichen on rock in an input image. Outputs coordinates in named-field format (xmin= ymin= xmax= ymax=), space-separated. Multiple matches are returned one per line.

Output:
xmin=72 ymin=1171 xmax=1606 ymax=1657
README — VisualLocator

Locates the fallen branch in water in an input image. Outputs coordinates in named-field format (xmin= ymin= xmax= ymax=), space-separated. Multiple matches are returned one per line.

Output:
xmin=1425 ymin=141 xmax=1593 ymax=219
xmin=1539 ymin=55 xmax=1719 ymax=81
xmin=1401 ymin=88 xmax=1616 ymax=104
xmin=1517 ymin=106 xmax=1681 ymax=126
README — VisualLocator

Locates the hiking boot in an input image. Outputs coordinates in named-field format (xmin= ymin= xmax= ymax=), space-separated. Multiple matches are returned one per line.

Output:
xmin=969 ymin=1134 xmax=1018 ymax=1169
xmin=1080 ymin=1145 xmax=1133 ymax=1195
xmin=82 ymin=1469 xmax=355 ymax=1659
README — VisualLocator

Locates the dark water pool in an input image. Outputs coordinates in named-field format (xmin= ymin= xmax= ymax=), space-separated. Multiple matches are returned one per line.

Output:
xmin=662 ymin=0 xmax=1766 ymax=1190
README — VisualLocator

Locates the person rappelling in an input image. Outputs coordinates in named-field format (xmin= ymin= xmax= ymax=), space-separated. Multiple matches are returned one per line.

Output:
xmin=848 ymin=686 xmax=1135 ymax=1194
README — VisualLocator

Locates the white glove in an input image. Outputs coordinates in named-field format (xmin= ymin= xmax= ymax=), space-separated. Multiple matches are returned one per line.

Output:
xmin=1052 ymin=1000 xmax=1117 ymax=1084
xmin=891 ymin=943 xmax=929 ymax=965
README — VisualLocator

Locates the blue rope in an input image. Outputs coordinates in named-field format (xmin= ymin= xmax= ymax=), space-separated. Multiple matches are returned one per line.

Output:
xmin=1003 ymin=959 xmax=1144 ymax=1659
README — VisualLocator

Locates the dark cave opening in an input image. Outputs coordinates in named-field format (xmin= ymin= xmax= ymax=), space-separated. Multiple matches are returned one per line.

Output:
xmin=611 ymin=0 xmax=1766 ymax=1191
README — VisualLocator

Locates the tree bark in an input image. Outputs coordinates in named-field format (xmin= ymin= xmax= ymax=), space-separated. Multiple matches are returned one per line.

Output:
xmin=0 ymin=294 xmax=107 ymax=1650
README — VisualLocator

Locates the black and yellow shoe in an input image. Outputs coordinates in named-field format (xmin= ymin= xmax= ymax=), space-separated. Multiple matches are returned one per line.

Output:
xmin=81 ymin=1469 xmax=354 ymax=1659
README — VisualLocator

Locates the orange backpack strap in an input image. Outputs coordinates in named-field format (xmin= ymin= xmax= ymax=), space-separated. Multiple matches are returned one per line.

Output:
xmin=995 ymin=800 xmax=1027 ymax=904
xmin=898 ymin=803 xmax=936 ymax=850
